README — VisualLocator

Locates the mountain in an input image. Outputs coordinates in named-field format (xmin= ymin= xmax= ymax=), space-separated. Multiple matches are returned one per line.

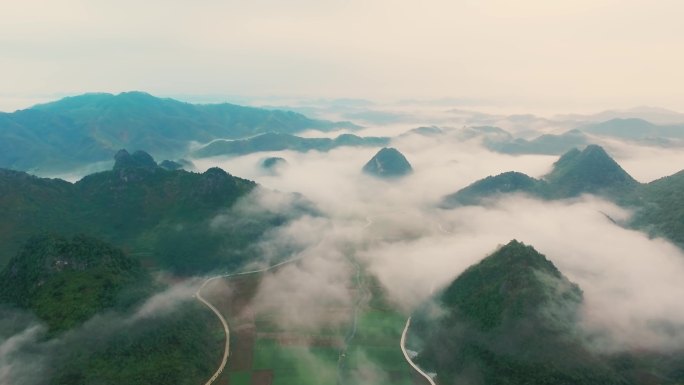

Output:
xmin=629 ymin=170 xmax=684 ymax=247
xmin=443 ymin=145 xmax=638 ymax=207
xmin=0 ymin=234 xmax=148 ymax=332
xmin=0 ymin=234 xmax=223 ymax=385
xmin=193 ymin=132 xmax=388 ymax=157
xmin=0 ymin=150 xmax=309 ymax=274
xmin=441 ymin=145 xmax=684 ymax=249
xmin=579 ymin=118 xmax=684 ymax=141
xmin=362 ymin=147 xmax=413 ymax=178
xmin=442 ymin=172 xmax=545 ymax=206
xmin=400 ymin=126 xmax=444 ymax=137
xmin=411 ymin=241 xmax=627 ymax=385
xmin=0 ymin=91 xmax=358 ymax=172
xmin=544 ymin=144 xmax=639 ymax=197
xmin=557 ymin=107 xmax=684 ymax=126
xmin=486 ymin=129 xmax=590 ymax=155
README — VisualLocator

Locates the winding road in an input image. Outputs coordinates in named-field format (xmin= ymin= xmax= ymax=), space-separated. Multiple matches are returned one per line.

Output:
xmin=401 ymin=317 xmax=437 ymax=385
xmin=195 ymin=257 xmax=302 ymax=385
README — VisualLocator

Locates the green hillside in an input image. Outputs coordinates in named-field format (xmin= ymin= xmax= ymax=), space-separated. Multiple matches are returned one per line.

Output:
xmin=362 ymin=147 xmax=413 ymax=178
xmin=0 ymin=150 xmax=308 ymax=274
xmin=443 ymin=145 xmax=639 ymax=206
xmin=194 ymin=132 xmax=388 ymax=157
xmin=441 ymin=144 xmax=684 ymax=248
xmin=412 ymin=241 xmax=628 ymax=385
xmin=629 ymin=170 xmax=684 ymax=247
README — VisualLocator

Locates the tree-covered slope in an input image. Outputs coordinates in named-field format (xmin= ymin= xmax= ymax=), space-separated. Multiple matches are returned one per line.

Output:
xmin=362 ymin=147 xmax=413 ymax=178
xmin=412 ymin=241 xmax=628 ymax=385
xmin=580 ymin=118 xmax=684 ymax=140
xmin=442 ymin=171 xmax=545 ymax=206
xmin=0 ymin=235 xmax=223 ymax=385
xmin=0 ymin=91 xmax=357 ymax=172
xmin=193 ymin=132 xmax=388 ymax=157
xmin=443 ymin=145 xmax=639 ymax=207
xmin=544 ymin=144 xmax=639 ymax=197
xmin=0 ymin=150 xmax=308 ymax=274
xmin=486 ymin=129 xmax=590 ymax=155
xmin=629 ymin=170 xmax=684 ymax=247
xmin=0 ymin=234 xmax=148 ymax=332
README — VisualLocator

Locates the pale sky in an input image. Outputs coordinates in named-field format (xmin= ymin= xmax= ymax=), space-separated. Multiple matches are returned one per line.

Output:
xmin=1 ymin=0 xmax=683 ymax=113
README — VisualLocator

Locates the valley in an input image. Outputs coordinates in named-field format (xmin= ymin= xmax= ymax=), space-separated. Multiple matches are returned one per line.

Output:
xmin=3 ymin=92 xmax=684 ymax=385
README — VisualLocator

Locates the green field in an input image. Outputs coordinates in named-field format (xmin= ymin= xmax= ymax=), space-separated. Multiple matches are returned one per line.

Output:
xmin=205 ymin=259 xmax=420 ymax=385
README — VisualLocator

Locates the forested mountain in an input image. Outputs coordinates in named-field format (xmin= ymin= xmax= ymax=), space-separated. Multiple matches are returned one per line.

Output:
xmin=442 ymin=145 xmax=684 ymax=247
xmin=362 ymin=147 xmax=413 ymax=178
xmin=0 ymin=234 xmax=222 ymax=385
xmin=486 ymin=129 xmax=590 ymax=155
xmin=630 ymin=170 xmax=684 ymax=247
xmin=411 ymin=241 xmax=684 ymax=385
xmin=0 ymin=234 xmax=148 ymax=332
xmin=0 ymin=91 xmax=357 ymax=172
xmin=193 ymin=132 xmax=388 ymax=157
xmin=0 ymin=149 xmax=309 ymax=273
xmin=444 ymin=145 xmax=638 ymax=206
xmin=580 ymin=118 xmax=684 ymax=140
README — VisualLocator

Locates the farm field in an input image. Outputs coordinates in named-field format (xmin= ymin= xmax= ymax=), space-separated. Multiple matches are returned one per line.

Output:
xmin=200 ymin=259 xmax=430 ymax=385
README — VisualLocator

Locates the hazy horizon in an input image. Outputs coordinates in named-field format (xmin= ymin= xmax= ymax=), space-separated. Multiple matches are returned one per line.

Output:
xmin=2 ymin=0 xmax=684 ymax=114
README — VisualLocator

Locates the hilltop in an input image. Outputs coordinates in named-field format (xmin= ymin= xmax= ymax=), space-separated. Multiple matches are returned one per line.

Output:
xmin=444 ymin=145 xmax=639 ymax=206
xmin=362 ymin=147 xmax=413 ymax=178
xmin=412 ymin=241 xmax=625 ymax=385
xmin=442 ymin=144 xmax=684 ymax=252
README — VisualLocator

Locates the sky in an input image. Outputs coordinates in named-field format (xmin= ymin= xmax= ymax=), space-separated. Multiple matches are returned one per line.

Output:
xmin=1 ymin=0 xmax=684 ymax=112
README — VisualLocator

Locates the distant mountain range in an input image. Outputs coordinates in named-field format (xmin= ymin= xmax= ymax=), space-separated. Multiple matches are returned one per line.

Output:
xmin=0 ymin=91 xmax=357 ymax=172
xmin=193 ymin=132 xmax=388 ymax=157
xmin=556 ymin=106 xmax=684 ymax=126
xmin=404 ymin=117 xmax=684 ymax=156
xmin=412 ymin=240 xmax=684 ymax=385
xmin=444 ymin=145 xmax=637 ymax=205
xmin=442 ymin=145 xmax=684 ymax=247
xmin=0 ymin=149 xmax=312 ymax=273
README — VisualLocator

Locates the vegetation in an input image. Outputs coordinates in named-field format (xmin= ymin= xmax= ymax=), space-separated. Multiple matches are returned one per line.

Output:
xmin=0 ymin=234 xmax=148 ymax=332
xmin=194 ymin=132 xmax=388 ymax=157
xmin=580 ymin=118 xmax=684 ymax=141
xmin=442 ymin=171 xmax=542 ymax=206
xmin=261 ymin=156 xmax=288 ymax=170
xmin=413 ymin=241 xmax=625 ymax=385
xmin=0 ymin=91 xmax=357 ymax=172
xmin=485 ymin=129 xmax=590 ymax=155
xmin=0 ymin=233 xmax=226 ymax=384
xmin=362 ymin=147 xmax=413 ymax=178
xmin=0 ymin=150 xmax=309 ymax=274
xmin=544 ymin=144 xmax=638 ymax=197
xmin=412 ymin=240 xmax=684 ymax=385
xmin=444 ymin=145 xmax=639 ymax=207
xmin=49 ymin=302 xmax=222 ymax=385
xmin=442 ymin=144 xmax=684 ymax=249
xmin=629 ymin=170 xmax=684 ymax=247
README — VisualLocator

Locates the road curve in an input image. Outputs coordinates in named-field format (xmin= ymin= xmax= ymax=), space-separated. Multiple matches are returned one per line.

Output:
xmin=196 ymin=277 xmax=230 ymax=385
xmin=196 ymin=257 xmax=302 ymax=385
xmin=401 ymin=317 xmax=437 ymax=385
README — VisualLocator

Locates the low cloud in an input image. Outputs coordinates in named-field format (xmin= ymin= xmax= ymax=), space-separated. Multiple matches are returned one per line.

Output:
xmin=196 ymin=129 xmax=684 ymax=355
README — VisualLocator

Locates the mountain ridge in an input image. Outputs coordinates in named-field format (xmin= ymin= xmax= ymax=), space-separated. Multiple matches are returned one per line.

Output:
xmin=0 ymin=91 xmax=358 ymax=172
